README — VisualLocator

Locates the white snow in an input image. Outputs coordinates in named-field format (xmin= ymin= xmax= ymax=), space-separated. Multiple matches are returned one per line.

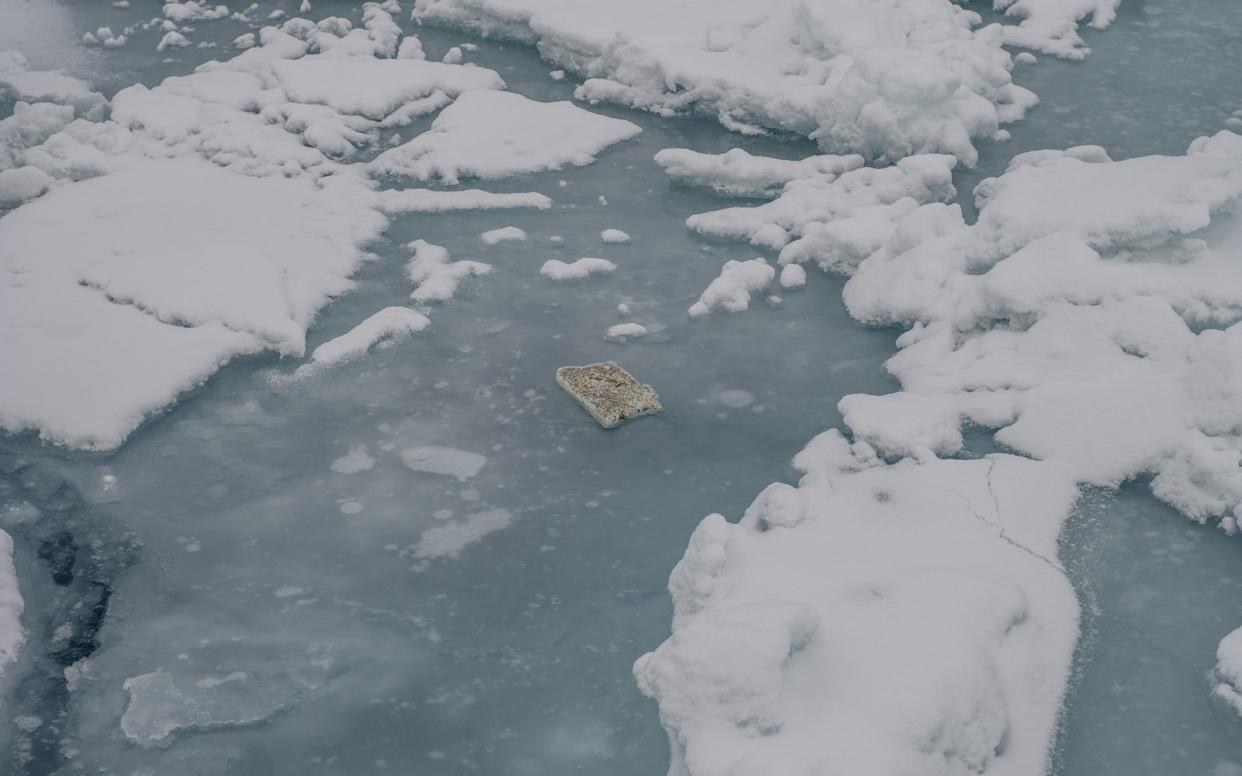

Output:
xmin=405 ymin=239 xmax=492 ymax=303
xmin=688 ymin=259 xmax=775 ymax=318
xmin=479 ymin=225 xmax=527 ymax=244
xmin=412 ymin=0 xmax=1041 ymax=165
xmin=0 ymin=51 xmax=106 ymax=117
xmin=378 ymin=188 xmax=552 ymax=213
xmin=413 ymin=507 xmax=513 ymax=559
xmin=0 ymin=158 xmax=386 ymax=450
xmin=778 ymin=263 xmax=807 ymax=290
xmin=599 ymin=228 xmax=630 ymax=243
xmin=400 ymin=446 xmax=488 ymax=480
xmin=540 ymin=257 xmax=616 ymax=281
xmin=605 ymin=322 xmax=648 ymax=342
xmin=655 ymin=147 xmax=864 ymax=198
xmin=309 ymin=307 xmax=431 ymax=366
xmin=996 ymin=0 xmax=1120 ymax=60
xmin=369 ymin=90 xmax=640 ymax=183
xmin=0 ymin=529 xmax=23 ymax=682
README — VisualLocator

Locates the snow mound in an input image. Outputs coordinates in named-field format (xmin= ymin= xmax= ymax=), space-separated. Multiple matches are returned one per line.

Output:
xmin=309 ymin=306 xmax=430 ymax=367
xmin=540 ymin=257 xmax=616 ymax=280
xmin=479 ymin=225 xmax=527 ymax=244
xmin=370 ymin=90 xmax=641 ymax=183
xmin=412 ymin=0 xmax=1038 ymax=165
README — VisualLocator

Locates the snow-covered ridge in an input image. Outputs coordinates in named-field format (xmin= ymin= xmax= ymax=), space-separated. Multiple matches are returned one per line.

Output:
xmin=414 ymin=0 xmax=1041 ymax=166
xmin=641 ymin=131 xmax=1242 ymax=775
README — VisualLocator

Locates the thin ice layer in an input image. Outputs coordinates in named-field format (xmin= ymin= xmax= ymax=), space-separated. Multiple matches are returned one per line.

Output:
xmin=413 ymin=0 xmax=1038 ymax=165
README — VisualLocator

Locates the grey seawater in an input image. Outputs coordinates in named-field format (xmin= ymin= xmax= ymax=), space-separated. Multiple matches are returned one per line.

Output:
xmin=0 ymin=5 xmax=897 ymax=774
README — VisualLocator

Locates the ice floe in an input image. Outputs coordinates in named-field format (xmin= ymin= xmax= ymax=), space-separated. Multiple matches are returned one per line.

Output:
xmin=540 ymin=257 xmax=616 ymax=281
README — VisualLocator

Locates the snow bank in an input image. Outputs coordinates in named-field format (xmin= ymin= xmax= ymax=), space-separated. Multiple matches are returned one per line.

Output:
xmin=540 ymin=257 xmax=616 ymax=280
xmin=413 ymin=0 xmax=1039 ymax=165
xmin=688 ymin=259 xmax=774 ymax=317
xmin=309 ymin=306 xmax=430 ymax=366
xmin=370 ymin=90 xmax=640 ymax=183
xmin=649 ymin=132 xmax=1242 ymax=775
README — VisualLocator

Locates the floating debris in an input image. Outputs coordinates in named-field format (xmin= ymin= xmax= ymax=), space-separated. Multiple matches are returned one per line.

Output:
xmin=555 ymin=362 xmax=661 ymax=428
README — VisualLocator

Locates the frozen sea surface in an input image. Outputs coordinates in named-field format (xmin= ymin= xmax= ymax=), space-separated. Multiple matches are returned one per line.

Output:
xmin=2 ymin=0 xmax=1242 ymax=773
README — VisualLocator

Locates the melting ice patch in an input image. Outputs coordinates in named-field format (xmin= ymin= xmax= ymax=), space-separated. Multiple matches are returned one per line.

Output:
xmin=400 ymin=446 xmax=487 ymax=480
xmin=413 ymin=507 xmax=513 ymax=560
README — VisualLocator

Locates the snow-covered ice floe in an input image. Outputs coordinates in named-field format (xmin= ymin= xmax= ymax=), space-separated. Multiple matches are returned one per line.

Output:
xmin=413 ymin=0 xmax=1044 ymax=165
xmin=640 ymin=131 xmax=1242 ymax=774
xmin=370 ymin=90 xmax=640 ymax=182
xmin=540 ymin=257 xmax=616 ymax=281
xmin=308 ymin=306 xmax=431 ymax=368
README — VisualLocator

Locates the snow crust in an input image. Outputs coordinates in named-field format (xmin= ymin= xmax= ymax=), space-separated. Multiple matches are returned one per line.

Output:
xmin=413 ymin=0 xmax=1042 ymax=165
xmin=540 ymin=257 xmax=616 ymax=281
xmin=644 ymin=132 xmax=1242 ymax=775
xmin=370 ymin=90 xmax=640 ymax=183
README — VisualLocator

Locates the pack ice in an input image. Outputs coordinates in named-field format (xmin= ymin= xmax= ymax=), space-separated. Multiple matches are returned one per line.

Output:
xmin=638 ymin=130 xmax=1242 ymax=774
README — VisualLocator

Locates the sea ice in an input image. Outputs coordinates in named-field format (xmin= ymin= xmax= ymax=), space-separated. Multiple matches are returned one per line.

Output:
xmin=688 ymin=259 xmax=775 ymax=317
xmin=309 ymin=306 xmax=431 ymax=367
xmin=370 ymin=90 xmax=640 ymax=183
xmin=413 ymin=507 xmax=513 ymax=559
xmin=405 ymin=239 xmax=492 ymax=303
xmin=599 ymin=228 xmax=630 ymax=243
xmin=413 ymin=0 xmax=1040 ymax=165
xmin=400 ymin=446 xmax=488 ymax=480
xmin=540 ymin=257 xmax=616 ymax=281
xmin=330 ymin=445 xmax=376 ymax=475
xmin=479 ymin=225 xmax=527 ymax=244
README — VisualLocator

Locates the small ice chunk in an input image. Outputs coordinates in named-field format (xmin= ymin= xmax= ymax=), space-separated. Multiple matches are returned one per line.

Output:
xmin=330 ymin=445 xmax=375 ymax=474
xmin=414 ymin=508 xmax=513 ymax=559
xmin=556 ymin=362 xmax=661 ymax=428
xmin=400 ymin=446 xmax=487 ymax=480
xmin=549 ymin=69 xmax=565 ymax=81
xmin=779 ymin=263 xmax=807 ymax=290
xmin=1015 ymin=52 xmax=1038 ymax=65
xmin=600 ymin=228 xmax=630 ymax=243
xmin=617 ymin=303 xmax=631 ymax=315
xmin=540 ymin=257 xmax=616 ymax=281
xmin=479 ymin=226 xmax=528 ymax=244
xmin=441 ymin=46 xmax=463 ymax=64
xmin=606 ymin=322 xmax=648 ymax=342
xmin=688 ymin=258 xmax=775 ymax=317
xmin=156 ymin=31 xmax=190 ymax=51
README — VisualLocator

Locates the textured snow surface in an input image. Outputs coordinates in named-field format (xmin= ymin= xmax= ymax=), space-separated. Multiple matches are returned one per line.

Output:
xmin=370 ymin=90 xmax=640 ymax=182
xmin=645 ymin=131 xmax=1242 ymax=775
xmin=413 ymin=0 xmax=1043 ymax=165
xmin=996 ymin=0 xmax=1121 ymax=59
xmin=0 ymin=158 xmax=385 ymax=450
